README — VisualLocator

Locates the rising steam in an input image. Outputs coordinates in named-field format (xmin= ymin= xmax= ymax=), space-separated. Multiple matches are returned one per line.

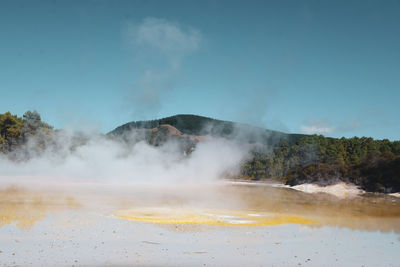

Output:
xmin=0 ymin=129 xmax=249 ymax=186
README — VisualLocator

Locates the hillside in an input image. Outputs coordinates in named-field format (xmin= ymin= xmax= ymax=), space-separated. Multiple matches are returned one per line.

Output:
xmin=2 ymin=111 xmax=400 ymax=193
xmin=108 ymin=114 xmax=306 ymax=147
xmin=110 ymin=114 xmax=400 ymax=193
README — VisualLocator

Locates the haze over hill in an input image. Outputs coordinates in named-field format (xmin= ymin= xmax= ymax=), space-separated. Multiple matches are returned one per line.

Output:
xmin=1 ymin=111 xmax=400 ymax=193
xmin=108 ymin=114 xmax=306 ymax=146
xmin=108 ymin=114 xmax=400 ymax=193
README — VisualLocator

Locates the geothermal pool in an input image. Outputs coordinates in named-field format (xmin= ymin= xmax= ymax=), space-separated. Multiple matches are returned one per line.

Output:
xmin=0 ymin=180 xmax=399 ymax=266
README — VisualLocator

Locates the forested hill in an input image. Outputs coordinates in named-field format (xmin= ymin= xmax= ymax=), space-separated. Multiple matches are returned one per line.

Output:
xmin=242 ymin=135 xmax=400 ymax=193
xmin=109 ymin=114 xmax=400 ymax=193
xmin=2 ymin=111 xmax=400 ymax=193
xmin=108 ymin=114 xmax=306 ymax=146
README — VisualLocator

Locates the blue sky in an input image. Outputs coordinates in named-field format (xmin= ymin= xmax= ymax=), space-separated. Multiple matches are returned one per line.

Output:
xmin=1 ymin=0 xmax=399 ymax=140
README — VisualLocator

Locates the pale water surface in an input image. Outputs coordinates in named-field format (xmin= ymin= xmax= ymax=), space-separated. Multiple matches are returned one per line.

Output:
xmin=0 ymin=179 xmax=399 ymax=266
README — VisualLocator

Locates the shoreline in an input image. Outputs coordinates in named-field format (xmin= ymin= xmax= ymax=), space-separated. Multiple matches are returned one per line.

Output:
xmin=0 ymin=175 xmax=398 ymax=199
xmin=227 ymin=179 xmax=400 ymax=199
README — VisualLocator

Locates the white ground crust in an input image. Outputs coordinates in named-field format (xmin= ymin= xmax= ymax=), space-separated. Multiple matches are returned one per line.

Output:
xmin=290 ymin=182 xmax=364 ymax=198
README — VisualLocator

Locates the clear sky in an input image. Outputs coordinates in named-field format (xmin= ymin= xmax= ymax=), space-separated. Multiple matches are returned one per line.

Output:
xmin=1 ymin=0 xmax=399 ymax=140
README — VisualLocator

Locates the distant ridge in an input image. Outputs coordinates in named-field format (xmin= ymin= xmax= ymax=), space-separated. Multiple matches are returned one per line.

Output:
xmin=108 ymin=114 xmax=306 ymax=146
xmin=1 ymin=110 xmax=399 ymax=193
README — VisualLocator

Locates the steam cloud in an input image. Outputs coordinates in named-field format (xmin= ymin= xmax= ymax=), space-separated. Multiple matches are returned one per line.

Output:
xmin=128 ymin=17 xmax=201 ymax=61
xmin=0 ymin=130 xmax=248 ymax=186
xmin=0 ymin=18 xmax=248 ymax=188
xmin=124 ymin=17 xmax=202 ymax=117
xmin=300 ymin=119 xmax=362 ymax=136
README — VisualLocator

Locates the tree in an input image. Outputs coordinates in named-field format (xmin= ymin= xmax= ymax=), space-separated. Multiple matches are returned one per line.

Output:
xmin=21 ymin=110 xmax=52 ymax=141
xmin=0 ymin=112 xmax=23 ymax=151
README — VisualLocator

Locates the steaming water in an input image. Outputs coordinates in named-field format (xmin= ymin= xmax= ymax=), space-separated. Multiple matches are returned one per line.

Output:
xmin=0 ymin=180 xmax=399 ymax=266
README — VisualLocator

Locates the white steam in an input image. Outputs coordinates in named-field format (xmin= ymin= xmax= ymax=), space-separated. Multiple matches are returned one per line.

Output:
xmin=128 ymin=17 xmax=201 ymax=58
xmin=123 ymin=17 xmax=202 ymax=117
xmin=0 ymin=130 xmax=248 ymax=186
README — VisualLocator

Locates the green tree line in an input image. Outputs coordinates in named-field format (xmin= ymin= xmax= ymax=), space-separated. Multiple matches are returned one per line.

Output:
xmin=2 ymin=111 xmax=399 ymax=193
xmin=0 ymin=111 xmax=53 ymax=153
xmin=241 ymin=135 xmax=400 ymax=192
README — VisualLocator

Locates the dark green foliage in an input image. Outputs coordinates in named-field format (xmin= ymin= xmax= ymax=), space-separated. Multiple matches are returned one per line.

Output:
xmin=355 ymin=152 xmax=400 ymax=193
xmin=0 ymin=110 xmax=53 ymax=154
xmin=109 ymin=114 xmax=231 ymax=135
xmin=285 ymin=163 xmax=347 ymax=186
xmin=0 ymin=112 xmax=23 ymax=151
xmin=21 ymin=110 xmax=53 ymax=151
xmin=110 ymin=115 xmax=400 ymax=193
xmin=241 ymin=134 xmax=400 ymax=193
xmin=3 ymin=111 xmax=399 ymax=193
xmin=285 ymin=152 xmax=400 ymax=193
xmin=22 ymin=110 xmax=52 ymax=135
xmin=108 ymin=114 xmax=306 ymax=146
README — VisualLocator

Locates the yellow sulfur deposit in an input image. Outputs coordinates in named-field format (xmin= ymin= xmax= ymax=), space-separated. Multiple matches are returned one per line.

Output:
xmin=114 ymin=207 xmax=317 ymax=226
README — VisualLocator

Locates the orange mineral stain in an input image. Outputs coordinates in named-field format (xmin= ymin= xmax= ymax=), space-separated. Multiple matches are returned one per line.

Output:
xmin=0 ymin=187 xmax=80 ymax=230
